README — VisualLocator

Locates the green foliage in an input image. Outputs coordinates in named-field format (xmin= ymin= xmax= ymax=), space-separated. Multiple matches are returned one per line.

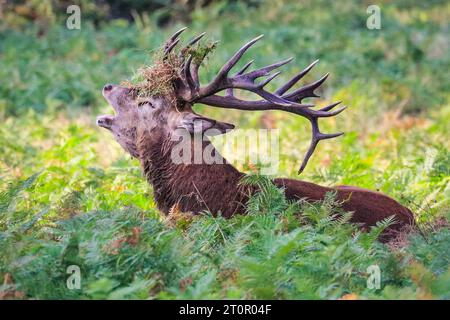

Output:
xmin=1 ymin=170 xmax=448 ymax=299
xmin=0 ymin=0 xmax=449 ymax=299
xmin=185 ymin=40 xmax=218 ymax=65
xmin=241 ymin=173 xmax=289 ymax=216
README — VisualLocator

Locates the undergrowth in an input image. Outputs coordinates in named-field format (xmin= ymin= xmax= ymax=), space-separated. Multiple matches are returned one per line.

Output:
xmin=0 ymin=173 xmax=449 ymax=299
xmin=0 ymin=0 xmax=449 ymax=300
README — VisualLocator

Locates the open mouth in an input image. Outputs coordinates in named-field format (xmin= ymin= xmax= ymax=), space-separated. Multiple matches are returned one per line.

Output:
xmin=97 ymin=84 xmax=118 ymax=129
xmin=96 ymin=114 xmax=115 ymax=129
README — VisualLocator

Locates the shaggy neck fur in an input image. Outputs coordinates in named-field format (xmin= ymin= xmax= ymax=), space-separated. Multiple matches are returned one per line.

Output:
xmin=137 ymin=130 xmax=252 ymax=217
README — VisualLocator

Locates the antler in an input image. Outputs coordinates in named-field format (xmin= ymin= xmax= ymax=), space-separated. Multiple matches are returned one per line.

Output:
xmin=163 ymin=28 xmax=346 ymax=174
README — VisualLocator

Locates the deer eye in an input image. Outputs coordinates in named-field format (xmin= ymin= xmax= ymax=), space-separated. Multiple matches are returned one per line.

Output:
xmin=138 ymin=101 xmax=154 ymax=108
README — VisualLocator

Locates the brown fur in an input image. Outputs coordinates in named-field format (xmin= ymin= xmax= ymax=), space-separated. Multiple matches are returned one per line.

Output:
xmin=274 ymin=179 xmax=415 ymax=240
xmin=98 ymin=85 xmax=415 ymax=242
xmin=136 ymin=130 xmax=414 ymax=240
xmin=138 ymin=131 xmax=250 ymax=217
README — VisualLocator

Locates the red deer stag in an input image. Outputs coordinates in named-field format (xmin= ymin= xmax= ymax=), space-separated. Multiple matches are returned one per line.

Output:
xmin=97 ymin=28 xmax=414 ymax=240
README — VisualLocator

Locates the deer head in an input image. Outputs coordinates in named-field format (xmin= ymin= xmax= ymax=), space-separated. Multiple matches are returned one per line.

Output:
xmin=97 ymin=83 xmax=235 ymax=159
xmin=97 ymin=27 xmax=346 ymax=173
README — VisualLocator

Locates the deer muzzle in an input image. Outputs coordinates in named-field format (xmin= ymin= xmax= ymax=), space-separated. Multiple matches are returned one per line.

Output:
xmin=96 ymin=115 xmax=114 ymax=129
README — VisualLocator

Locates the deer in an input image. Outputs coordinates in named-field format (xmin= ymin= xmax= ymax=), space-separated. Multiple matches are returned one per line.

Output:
xmin=96 ymin=28 xmax=414 ymax=241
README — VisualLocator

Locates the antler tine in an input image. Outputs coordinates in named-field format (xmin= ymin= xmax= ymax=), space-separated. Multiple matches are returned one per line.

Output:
xmin=164 ymin=27 xmax=187 ymax=57
xmin=298 ymin=118 xmax=344 ymax=174
xmin=199 ymin=35 xmax=264 ymax=97
xmin=318 ymin=105 xmax=346 ymax=117
xmin=181 ymin=34 xmax=222 ymax=99
xmin=219 ymin=35 xmax=263 ymax=76
xmin=226 ymin=58 xmax=292 ymax=102
xmin=237 ymin=60 xmax=254 ymax=75
xmin=187 ymin=32 xmax=207 ymax=46
xmin=258 ymin=71 xmax=282 ymax=88
xmin=319 ymin=101 xmax=342 ymax=112
xmin=283 ymin=73 xmax=329 ymax=102
xmin=276 ymin=59 xmax=319 ymax=95
xmin=183 ymin=40 xmax=221 ymax=89
xmin=183 ymin=55 xmax=197 ymax=91
xmin=180 ymin=32 xmax=207 ymax=59
xmin=164 ymin=38 xmax=181 ymax=56
xmin=226 ymin=60 xmax=254 ymax=97
xmin=244 ymin=57 xmax=293 ymax=79
xmin=298 ymin=118 xmax=320 ymax=174
xmin=168 ymin=27 xmax=188 ymax=42
xmin=190 ymin=63 xmax=200 ymax=90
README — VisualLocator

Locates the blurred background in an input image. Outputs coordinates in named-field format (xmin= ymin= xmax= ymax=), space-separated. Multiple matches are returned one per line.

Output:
xmin=1 ymin=0 xmax=449 ymax=205
xmin=0 ymin=0 xmax=449 ymax=299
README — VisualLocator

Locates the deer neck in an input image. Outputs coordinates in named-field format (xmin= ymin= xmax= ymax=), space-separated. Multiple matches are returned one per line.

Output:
xmin=136 ymin=130 xmax=249 ymax=217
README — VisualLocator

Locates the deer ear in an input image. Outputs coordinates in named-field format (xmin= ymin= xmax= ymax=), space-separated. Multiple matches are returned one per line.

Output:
xmin=179 ymin=114 xmax=235 ymax=136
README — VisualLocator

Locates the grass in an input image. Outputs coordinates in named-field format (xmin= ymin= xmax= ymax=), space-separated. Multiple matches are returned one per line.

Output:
xmin=0 ymin=0 xmax=449 ymax=299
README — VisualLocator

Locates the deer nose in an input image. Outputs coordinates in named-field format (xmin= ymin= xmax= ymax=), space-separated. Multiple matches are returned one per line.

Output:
xmin=103 ymin=84 xmax=114 ymax=92
xmin=96 ymin=115 xmax=114 ymax=129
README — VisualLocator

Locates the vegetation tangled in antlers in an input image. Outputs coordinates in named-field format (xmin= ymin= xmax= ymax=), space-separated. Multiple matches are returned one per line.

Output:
xmin=124 ymin=27 xmax=347 ymax=174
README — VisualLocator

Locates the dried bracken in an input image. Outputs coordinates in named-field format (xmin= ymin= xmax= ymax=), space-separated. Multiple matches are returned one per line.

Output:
xmin=0 ymin=273 xmax=25 ymax=300
xmin=121 ymin=37 xmax=217 ymax=107
xmin=121 ymin=52 xmax=181 ymax=104
xmin=105 ymin=227 xmax=142 ymax=255
xmin=164 ymin=202 xmax=196 ymax=230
